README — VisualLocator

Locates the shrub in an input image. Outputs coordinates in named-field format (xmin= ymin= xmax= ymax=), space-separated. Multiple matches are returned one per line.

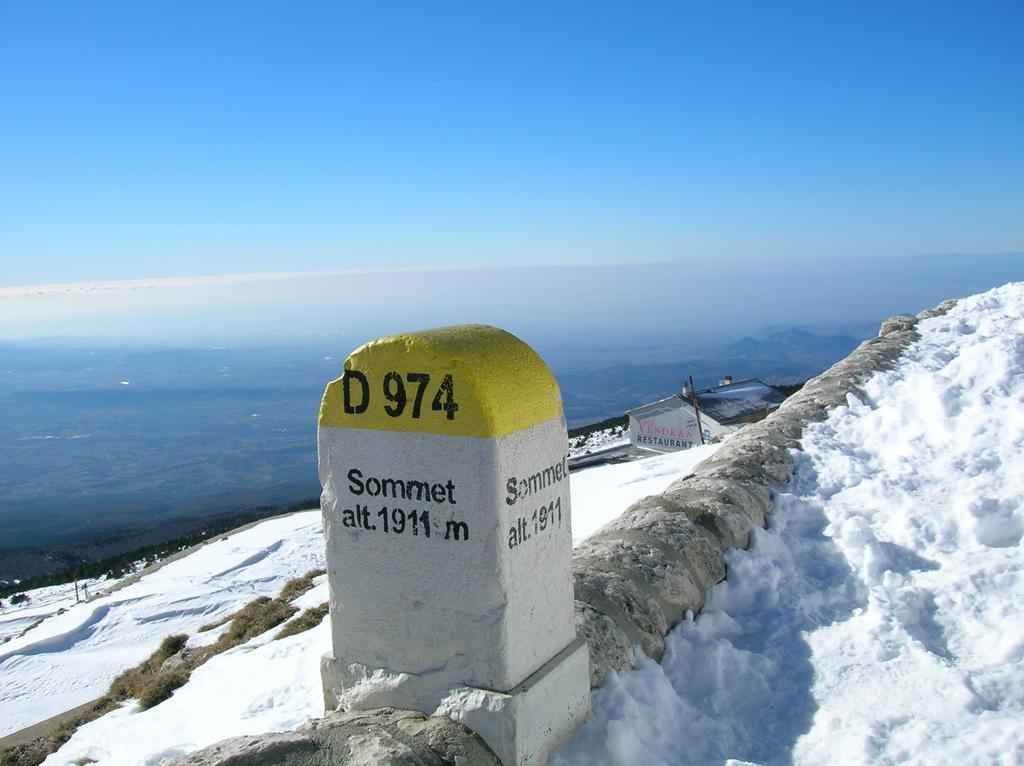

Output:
xmin=156 ymin=634 xmax=188 ymax=661
xmin=137 ymin=668 xmax=189 ymax=710
xmin=106 ymin=633 xmax=187 ymax=701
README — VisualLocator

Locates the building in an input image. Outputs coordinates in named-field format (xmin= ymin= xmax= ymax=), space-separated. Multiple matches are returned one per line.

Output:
xmin=627 ymin=377 xmax=787 ymax=453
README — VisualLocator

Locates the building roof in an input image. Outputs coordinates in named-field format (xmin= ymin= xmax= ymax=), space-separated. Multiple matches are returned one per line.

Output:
xmin=626 ymin=379 xmax=786 ymax=425
xmin=625 ymin=394 xmax=688 ymax=420
xmin=693 ymin=379 xmax=787 ymax=423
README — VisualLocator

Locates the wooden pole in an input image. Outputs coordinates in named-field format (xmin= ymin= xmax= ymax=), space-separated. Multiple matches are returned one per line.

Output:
xmin=689 ymin=376 xmax=706 ymax=445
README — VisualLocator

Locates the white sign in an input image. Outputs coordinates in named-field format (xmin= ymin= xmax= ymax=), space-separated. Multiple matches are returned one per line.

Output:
xmin=630 ymin=401 xmax=704 ymax=451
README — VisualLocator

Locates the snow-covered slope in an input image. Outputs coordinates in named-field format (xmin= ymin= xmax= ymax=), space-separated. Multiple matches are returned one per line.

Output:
xmin=556 ymin=282 xmax=1024 ymax=765
xmin=570 ymin=444 xmax=719 ymax=545
xmin=0 ymin=574 xmax=118 ymax=645
xmin=6 ymin=281 xmax=1024 ymax=766
xmin=0 ymin=514 xmax=325 ymax=739
xmin=0 ymin=445 xmax=717 ymax=764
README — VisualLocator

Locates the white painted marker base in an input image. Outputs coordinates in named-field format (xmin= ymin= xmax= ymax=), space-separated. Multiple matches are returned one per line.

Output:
xmin=319 ymin=418 xmax=578 ymax=690
xmin=322 ymin=638 xmax=590 ymax=766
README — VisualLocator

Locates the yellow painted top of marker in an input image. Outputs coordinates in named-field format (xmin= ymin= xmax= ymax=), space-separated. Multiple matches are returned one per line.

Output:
xmin=318 ymin=324 xmax=563 ymax=438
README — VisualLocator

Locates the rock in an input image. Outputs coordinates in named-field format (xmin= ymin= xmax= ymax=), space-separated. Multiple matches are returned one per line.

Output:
xmin=573 ymin=532 xmax=706 ymax=662
xmin=879 ymin=315 xmax=918 ymax=335
xmin=170 ymin=708 xmax=499 ymax=766
xmin=659 ymin=477 xmax=762 ymax=544
xmin=572 ymin=601 xmax=634 ymax=688
xmin=917 ymin=299 xmax=959 ymax=320
xmin=166 ymin=732 xmax=317 ymax=766
xmin=160 ymin=650 xmax=189 ymax=674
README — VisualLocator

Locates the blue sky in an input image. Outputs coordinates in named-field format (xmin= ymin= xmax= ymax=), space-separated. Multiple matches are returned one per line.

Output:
xmin=1 ymin=1 xmax=1022 ymax=287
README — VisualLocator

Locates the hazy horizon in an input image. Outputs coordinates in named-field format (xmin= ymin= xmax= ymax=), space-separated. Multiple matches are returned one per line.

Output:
xmin=3 ymin=254 xmax=1022 ymax=351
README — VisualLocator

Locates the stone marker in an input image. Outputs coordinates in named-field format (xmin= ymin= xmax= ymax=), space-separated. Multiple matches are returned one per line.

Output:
xmin=318 ymin=324 xmax=590 ymax=765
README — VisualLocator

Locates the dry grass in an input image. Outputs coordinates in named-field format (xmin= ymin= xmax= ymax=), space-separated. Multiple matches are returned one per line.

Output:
xmin=275 ymin=602 xmax=329 ymax=639
xmin=0 ymin=568 xmax=327 ymax=766
xmin=278 ymin=568 xmax=326 ymax=603
xmin=211 ymin=597 xmax=297 ymax=650
xmin=0 ymin=695 xmax=118 ymax=766
xmin=106 ymin=634 xmax=189 ymax=709
xmin=15 ymin=619 xmax=45 ymax=641
xmin=136 ymin=668 xmax=190 ymax=710
xmin=196 ymin=615 xmax=231 ymax=633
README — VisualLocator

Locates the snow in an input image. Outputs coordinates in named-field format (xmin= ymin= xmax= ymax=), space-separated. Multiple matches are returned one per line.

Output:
xmin=0 ymin=512 xmax=325 ymax=738
xmin=42 ymin=623 xmax=332 ymax=766
xmin=554 ymin=282 xmax=1024 ymax=765
xmin=694 ymin=380 xmax=786 ymax=424
xmin=11 ymin=443 xmax=718 ymax=763
xmin=1 ymin=574 xmax=125 ymax=645
xmin=568 ymin=425 xmax=630 ymax=457
xmin=9 ymin=282 xmax=1024 ymax=766
xmin=570 ymin=444 xmax=720 ymax=545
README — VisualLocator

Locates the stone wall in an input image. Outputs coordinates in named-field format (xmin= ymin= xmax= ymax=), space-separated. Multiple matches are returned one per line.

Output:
xmin=573 ymin=300 xmax=957 ymax=687
xmin=176 ymin=299 xmax=957 ymax=765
